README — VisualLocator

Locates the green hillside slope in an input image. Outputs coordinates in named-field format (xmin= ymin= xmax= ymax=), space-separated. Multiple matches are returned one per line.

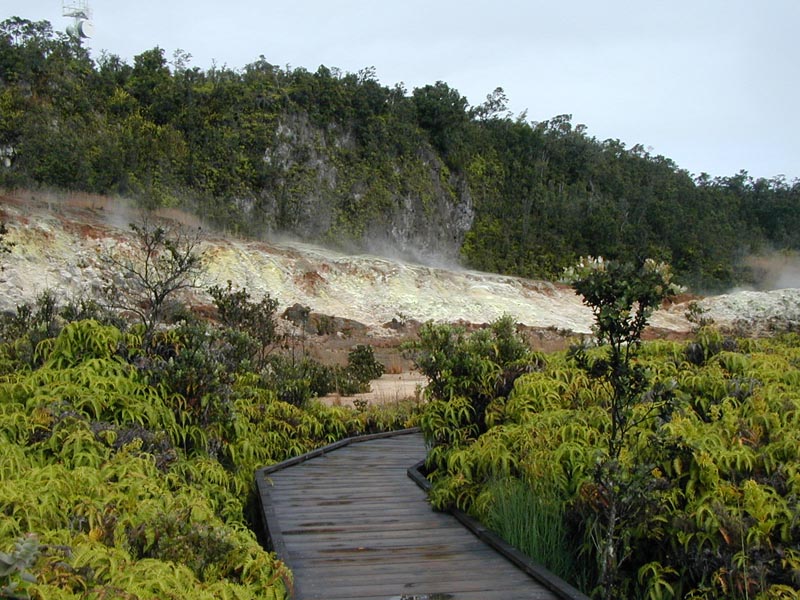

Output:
xmin=2 ymin=17 xmax=798 ymax=290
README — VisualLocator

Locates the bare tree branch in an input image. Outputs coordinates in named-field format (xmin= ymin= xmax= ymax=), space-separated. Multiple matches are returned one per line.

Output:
xmin=100 ymin=215 xmax=204 ymax=342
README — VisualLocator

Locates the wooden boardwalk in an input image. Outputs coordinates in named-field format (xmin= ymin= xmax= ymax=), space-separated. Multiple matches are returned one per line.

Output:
xmin=256 ymin=430 xmax=576 ymax=600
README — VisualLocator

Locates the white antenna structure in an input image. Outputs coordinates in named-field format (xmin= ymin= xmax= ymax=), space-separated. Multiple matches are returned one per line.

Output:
xmin=63 ymin=1 xmax=95 ymax=40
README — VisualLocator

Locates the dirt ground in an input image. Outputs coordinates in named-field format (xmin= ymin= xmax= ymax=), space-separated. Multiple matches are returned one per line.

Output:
xmin=319 ymin=372 xmax=427 ymax=408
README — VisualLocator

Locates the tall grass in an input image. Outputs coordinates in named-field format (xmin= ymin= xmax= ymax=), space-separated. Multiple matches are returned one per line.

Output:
xmin=487 ymin=477 xmax=581 ymax=586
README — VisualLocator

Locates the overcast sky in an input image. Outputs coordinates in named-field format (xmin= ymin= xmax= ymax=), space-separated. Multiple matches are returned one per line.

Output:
xmin=5 ymin=1 xmax=799 ymax=181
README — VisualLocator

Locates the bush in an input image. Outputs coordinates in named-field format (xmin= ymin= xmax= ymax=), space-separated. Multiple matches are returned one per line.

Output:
xmin=208 ymin=280 xmax=280 ymax=371
xmin=0 ymin=320 xmax=295 ymax=598
xmin=410 ymin=315 xmax=542 ymax=435
xmin=263 ymin=354 xmax=329 ymax=407
xmin=345 ymin=344 xmax=385 ymax=384
xmin=421 ymin=331 xmax=800 ymax=599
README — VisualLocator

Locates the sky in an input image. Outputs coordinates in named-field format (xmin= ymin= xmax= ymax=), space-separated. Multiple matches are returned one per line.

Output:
xmin=5 ymin=1 xmax=799 ymax=181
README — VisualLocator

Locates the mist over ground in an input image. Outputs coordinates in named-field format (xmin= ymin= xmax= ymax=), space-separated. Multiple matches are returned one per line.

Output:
xmin=744 ymin=252 xmax=800 ymax=291
xmin=2 ymin=189 xmax=800 ymax=337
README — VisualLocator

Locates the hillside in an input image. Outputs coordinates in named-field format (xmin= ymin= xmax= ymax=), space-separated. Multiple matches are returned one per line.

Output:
xmin=3 ymin=190 xmax=800 ymax=345
xmin=2 ymin=17 xmax=799 ymax=292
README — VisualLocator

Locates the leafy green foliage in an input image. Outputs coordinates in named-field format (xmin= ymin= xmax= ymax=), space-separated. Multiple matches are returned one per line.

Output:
xmin=143 ymin=321 xmax=237 ymax=438
xmin=0 ymin=308 xmax=417 ymax=598
xmin=263 ymin=353 xmax=327 ymax=407
xmin=566 ymin=258 xmax=680 ymax=457
xmin=262 ymin=343 xmax=385 ymax=407
xmin=413 ymin=262 xmax=798 ymax=598
xmin=208 ymin=280 xmax=280 ymax=371
xmin=410 ymin=316 xmax=545 ymax=512
xmin=0 ymin=290 xmax=117 ymax=374
xmin=420 ymin=331 xmax=800 ymax=599
xmin=410 ymin=315 xmax=541 ymax=435
xmin=0 ymin=290 xmax=61 ymax=368
xmin=412 ymin=81 xmax=470 ymax=167
xmin=343 ymin=344 xmax=385 ymax=389
xmin=560 ymin=259 xmax=680 ymax=598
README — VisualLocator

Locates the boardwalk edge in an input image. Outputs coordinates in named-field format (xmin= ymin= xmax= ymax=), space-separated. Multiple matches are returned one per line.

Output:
xmin=407 ymin=460 xmax=592 ymax=600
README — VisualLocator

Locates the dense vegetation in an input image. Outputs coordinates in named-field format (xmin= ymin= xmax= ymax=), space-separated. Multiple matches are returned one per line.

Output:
xmin=2 ymin=17 xmax=800 ymax=290
xmin=411 ymin=263 xmax=800 ymax=599
xmin=0 ymin=223 xmax=418 ymax=598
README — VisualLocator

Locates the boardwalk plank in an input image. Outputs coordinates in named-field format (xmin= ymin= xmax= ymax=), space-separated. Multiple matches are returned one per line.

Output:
xmin=257 ymin=431 xmax=572 ymax=600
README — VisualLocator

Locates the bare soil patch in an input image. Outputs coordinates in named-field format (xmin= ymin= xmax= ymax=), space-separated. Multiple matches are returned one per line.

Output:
xmin=319 ymin=373 xmax=427 ymax=407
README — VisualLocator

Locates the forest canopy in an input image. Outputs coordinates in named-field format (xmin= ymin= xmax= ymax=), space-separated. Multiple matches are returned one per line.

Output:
xmin=1 ymin=17 xmax=799 ymax=291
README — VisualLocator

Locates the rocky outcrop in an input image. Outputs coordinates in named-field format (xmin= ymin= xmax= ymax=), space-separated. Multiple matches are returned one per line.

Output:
xmin=365 ymin=150 xmax=474 ymax=265
xmin=258 ymin=113 xmax=474 ymax=265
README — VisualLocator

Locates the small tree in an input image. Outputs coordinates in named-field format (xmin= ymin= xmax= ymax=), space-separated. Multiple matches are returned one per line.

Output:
xmin=207 ymin=280 xmax=281 ymax=371
xmin=564 ymin=257 xmax=680 ymax=599
xmin=101 ymin=217 xmax=204 ymax=343
xmin=410 ymin=315 xmax=540 ymax=437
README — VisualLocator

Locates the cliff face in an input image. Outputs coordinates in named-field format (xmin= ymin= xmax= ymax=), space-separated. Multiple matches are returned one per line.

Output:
xmin=256 ymin=113 xmax=474 ymax=264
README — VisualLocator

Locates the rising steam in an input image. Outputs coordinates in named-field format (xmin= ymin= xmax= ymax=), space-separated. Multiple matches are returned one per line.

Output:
xmin=745 ymin=252 xmax=800 ymax=290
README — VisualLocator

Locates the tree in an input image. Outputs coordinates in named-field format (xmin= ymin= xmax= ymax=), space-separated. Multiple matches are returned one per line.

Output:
xmin=470 ymin=86 xmax=509 ymax=121
xmin=101 ymin=217 xmax=204 ymax=343
xmin=207 ymin=280 xmax=280 ymax=371
xmin=0 ymin=18 xmax=57 ymax=90
xmin=127 ymin=47 xmax=175 ymax=124
xmin=564 ymin=257 xmax=680 ymax=599
xmin=412 ymin=81 xmax=470 ymax=164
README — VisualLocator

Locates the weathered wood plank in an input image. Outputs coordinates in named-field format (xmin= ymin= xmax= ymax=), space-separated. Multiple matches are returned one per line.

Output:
xmin=256 ymin=430 xmax=581 ymax=600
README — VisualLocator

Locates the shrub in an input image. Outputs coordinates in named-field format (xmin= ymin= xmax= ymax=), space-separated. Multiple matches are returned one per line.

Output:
xmin=410 ymin=315 xmax=542 ymax=435
xmin=0 ymin=317 xmax=416 ymax=598
xmin=208 ymin=280 xmax=281 ymax=371
xmin=345 ymin=344 xmax=385 ymax=385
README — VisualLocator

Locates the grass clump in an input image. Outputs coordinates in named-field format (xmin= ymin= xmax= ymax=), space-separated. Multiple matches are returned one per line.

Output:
xmin=487 ymin=477 xmax=579 ymax=585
